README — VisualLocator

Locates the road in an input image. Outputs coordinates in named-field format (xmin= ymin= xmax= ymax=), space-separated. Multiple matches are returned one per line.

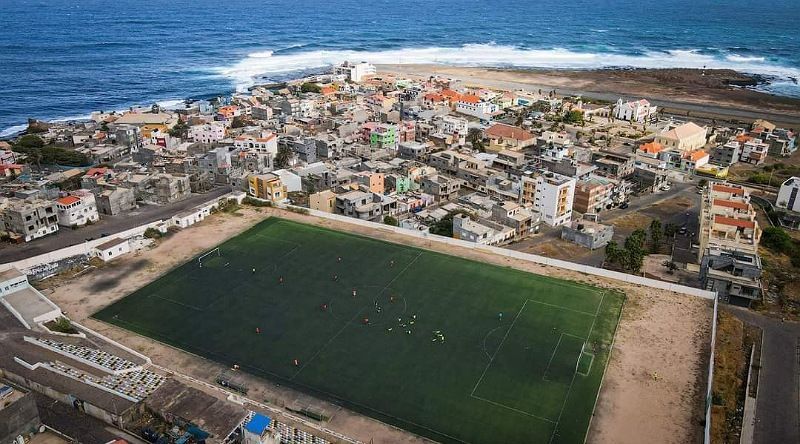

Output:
xmin=0 ymin=186 xmax=232 ymax=263
xmin=728 ymin=308 xmax=800 ymax=444
xmin=378 ymin=64 xmax=800 ymax=127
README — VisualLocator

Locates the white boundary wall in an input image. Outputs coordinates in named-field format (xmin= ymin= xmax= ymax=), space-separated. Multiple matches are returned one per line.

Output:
xmin=293 ymin=205 xmax=716 ymax=300
xmin=0 ymin=193 xmax=238 ymax=274
xmin=704 ymin=296 xmax=720 ymax=444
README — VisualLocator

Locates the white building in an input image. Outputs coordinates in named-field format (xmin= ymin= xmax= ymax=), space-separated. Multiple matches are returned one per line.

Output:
xmin=454 ymin=96 xmax=498 ymax=120
xmin=55 ymin=191 xmax=99 ymax=227
xmin=93 ymin=237 xmax=131 ymax=262
xmin=777 ymin=176 xmax=800 ymax=212
xmin=522 ymin=172 xmax=576 ymax=227
xmin=333 ymin=61 xmax=376 ymax=82
xmin=613 ymin=98 xmax=657 ymax=123
xmin=739 ymin=139 xmax=769 ymax=165
xmin=270 ymin=169 xmax=302 ymax=192
xmin=234 ymin=133 xmax=278 ymax=156
xmin=452 ymin=213 xmax=515 ymax=245
xmin=189 ymin=122 xmax=226 ymax=144
xmin=437 ymin=115 xmax=469 ymax=137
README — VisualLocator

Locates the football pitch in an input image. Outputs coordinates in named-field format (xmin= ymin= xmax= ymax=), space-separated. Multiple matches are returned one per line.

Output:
xmin=93 ymin=217 xmax=624 ymax=443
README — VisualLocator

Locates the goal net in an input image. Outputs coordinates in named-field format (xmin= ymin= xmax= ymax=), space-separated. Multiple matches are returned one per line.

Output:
xmin=197 ymin=247 xmax=221 ymax=267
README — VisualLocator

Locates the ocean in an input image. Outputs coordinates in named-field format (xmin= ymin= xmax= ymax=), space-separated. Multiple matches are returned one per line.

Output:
xmin=1 ymin=0 xmax=799 ymax=137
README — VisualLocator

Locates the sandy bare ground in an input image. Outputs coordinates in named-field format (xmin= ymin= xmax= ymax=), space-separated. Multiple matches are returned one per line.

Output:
xmin=44 ymin=207 xmax=712 ymax=443
xmin=377 ymin=64 xmax=800 ymax=127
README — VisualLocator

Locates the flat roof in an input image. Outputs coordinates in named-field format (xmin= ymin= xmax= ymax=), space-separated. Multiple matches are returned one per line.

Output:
xmin=145 ymin=378 xmax=248 ymax=439
xmin=95 ymin=237 xmax=127 ymax=251
xmin=0 ymin=268 xmax=25 ymax=282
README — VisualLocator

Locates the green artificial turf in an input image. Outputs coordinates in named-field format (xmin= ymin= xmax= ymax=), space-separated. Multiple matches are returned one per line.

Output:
xmin=93 ymin=217 xmax=624 ymax=443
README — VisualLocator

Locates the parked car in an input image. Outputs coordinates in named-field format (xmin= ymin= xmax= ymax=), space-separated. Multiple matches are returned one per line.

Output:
xmin=620 ymin=202 xmax=629 ymax=209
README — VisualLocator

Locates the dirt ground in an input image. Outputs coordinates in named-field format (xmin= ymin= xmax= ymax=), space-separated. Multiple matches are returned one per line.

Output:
xmin=377 ymin=64 xmax=800 ymax=127
xmin=43 ymin=206 xmax=713 ymax=444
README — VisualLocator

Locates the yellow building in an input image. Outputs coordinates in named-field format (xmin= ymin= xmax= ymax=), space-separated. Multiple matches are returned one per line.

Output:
xmin=655 ymin=122 xmax=708 ymax=152
xmin=309 ymin=190 xmax=336 ymax=213
xmin=356 ymin=171 xmax=385 ymax=194
xmin=114 ymin=112 xmax=176 ymax=138
xmin=248 ymin=173 xmax=287 ymax=203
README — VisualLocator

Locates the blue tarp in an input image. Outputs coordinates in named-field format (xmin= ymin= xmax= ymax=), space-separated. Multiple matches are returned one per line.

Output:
xmin=244 ymin=413 xmax=272 ymax=434
xmin=187 ymin=426 xmax=210 ymax=440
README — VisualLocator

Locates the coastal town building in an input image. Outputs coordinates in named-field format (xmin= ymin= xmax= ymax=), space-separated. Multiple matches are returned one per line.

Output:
xmin=655 ymin=122 xmax=708 ymax=152
xmin=248 ymin=173 xmax=288 ymax=203
xmin=0 ymin=198 xmax=59 ymax=242
xmin=55 ymin=190 xmax=99 ymax=227
xmin=777 ymin=176 xmax=800 ymax=213
xmin=334 ymin=61 xmax=376 ymax=82
xmin=700 ymin=248 xmax=762 ymax=306
xmin=189 ymin=122 xmax=226 ymax=143
xmin=521 ymin=171 xmax=575 ymax=227
xmin=698 ymin=182 xmax=762 ymax=262
xmin=485 ymin=124 xmax=536 ymax=152
xmin=613 ymin=98 xmax=657 ymax=123
xmin=561 ymin=219 xmax=614 ymax=250
xmin=95 ymin=187 xmax=137 ymax=215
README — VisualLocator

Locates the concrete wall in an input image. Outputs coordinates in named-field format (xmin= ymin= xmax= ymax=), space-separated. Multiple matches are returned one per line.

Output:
xmin=0 ymin=193 xmax=239 ymax=275
xmin=0 ymin=390 xmax=40 ymax=443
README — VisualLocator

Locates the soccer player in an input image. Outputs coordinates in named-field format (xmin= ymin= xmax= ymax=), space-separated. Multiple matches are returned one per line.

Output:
xmin=352 ymin=288 xmax=357 ymax=298
xmin=252 ymin=268 xmax=256 ymax=274
xmin=337 ymin=256 xmax=342 ymax=263
xmin=332 ymin=274 xmax=338 ymax=281
xmin=255 ymin=327 xmax=261 ymax=334
xmin=279 ymin=276 xmax=284 ymax=284
xmin=390 ymin=260 xmax=395 ymax=267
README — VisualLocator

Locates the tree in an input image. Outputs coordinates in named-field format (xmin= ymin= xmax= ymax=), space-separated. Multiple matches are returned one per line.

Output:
xmin=429 ymin=211 xmax=472 ymax=238
xmin=761 ymin=227 xmax=793 ymax=253
xmin=664 ymin=222 xmax=678 ymax=238
xmin=274 ymin=144 xmax=293 ymax=169
xmin=649 ymin=219 xmax=663 ymax=253
xmin=604 ymin=241 xmax=622 ymax=265
xmin=467 ymin=127 xmax=484 ymax=151
xmin=15 ymin=134 xmax=44 ymax=149
xmin=563 ymin=109 xmax=584 ymax=124
xmin=300 ymin=82 xmax=322 ymax=94
xmin=623 ymin=229 xmax=647 ymax=272
xmin=383 ymin=215 xmax=399 ymax=226
xmin=230 ymin=115 xmax=250 ymax=129
xmin=168 ymin=120 xmax=189 ymax=137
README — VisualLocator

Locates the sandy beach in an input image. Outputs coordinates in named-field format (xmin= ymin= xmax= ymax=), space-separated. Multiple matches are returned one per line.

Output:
xmin=377 ymin=64 xmax=800 ymax=127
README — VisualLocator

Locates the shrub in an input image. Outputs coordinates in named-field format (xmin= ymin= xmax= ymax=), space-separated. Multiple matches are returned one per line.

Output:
xmin=286 ymin=206 xmax=309 ymax=215
xmin=761 ymin=227 xmax=794 ymax=253
xmin=47 ymin=317 xmax=78 ymax=334
xmin=144 ymin=227 xmax=163 ymax=239
xmin=243 ymin=196 xmax=273 ymax=207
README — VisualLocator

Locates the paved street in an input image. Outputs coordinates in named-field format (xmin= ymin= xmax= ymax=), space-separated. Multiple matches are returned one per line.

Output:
xmin=728 ymin=308 xmax=800 ymax=444
xmin=0 ymin=186 xmax=232 ymax=263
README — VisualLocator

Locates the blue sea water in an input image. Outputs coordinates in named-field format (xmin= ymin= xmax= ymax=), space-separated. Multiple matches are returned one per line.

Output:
xmin=1 ymin=0 xmax=799 ymax=137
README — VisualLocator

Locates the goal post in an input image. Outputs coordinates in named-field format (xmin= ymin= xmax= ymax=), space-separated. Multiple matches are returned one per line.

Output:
xmin=198 ymin=247 xmax=221 ymax=267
